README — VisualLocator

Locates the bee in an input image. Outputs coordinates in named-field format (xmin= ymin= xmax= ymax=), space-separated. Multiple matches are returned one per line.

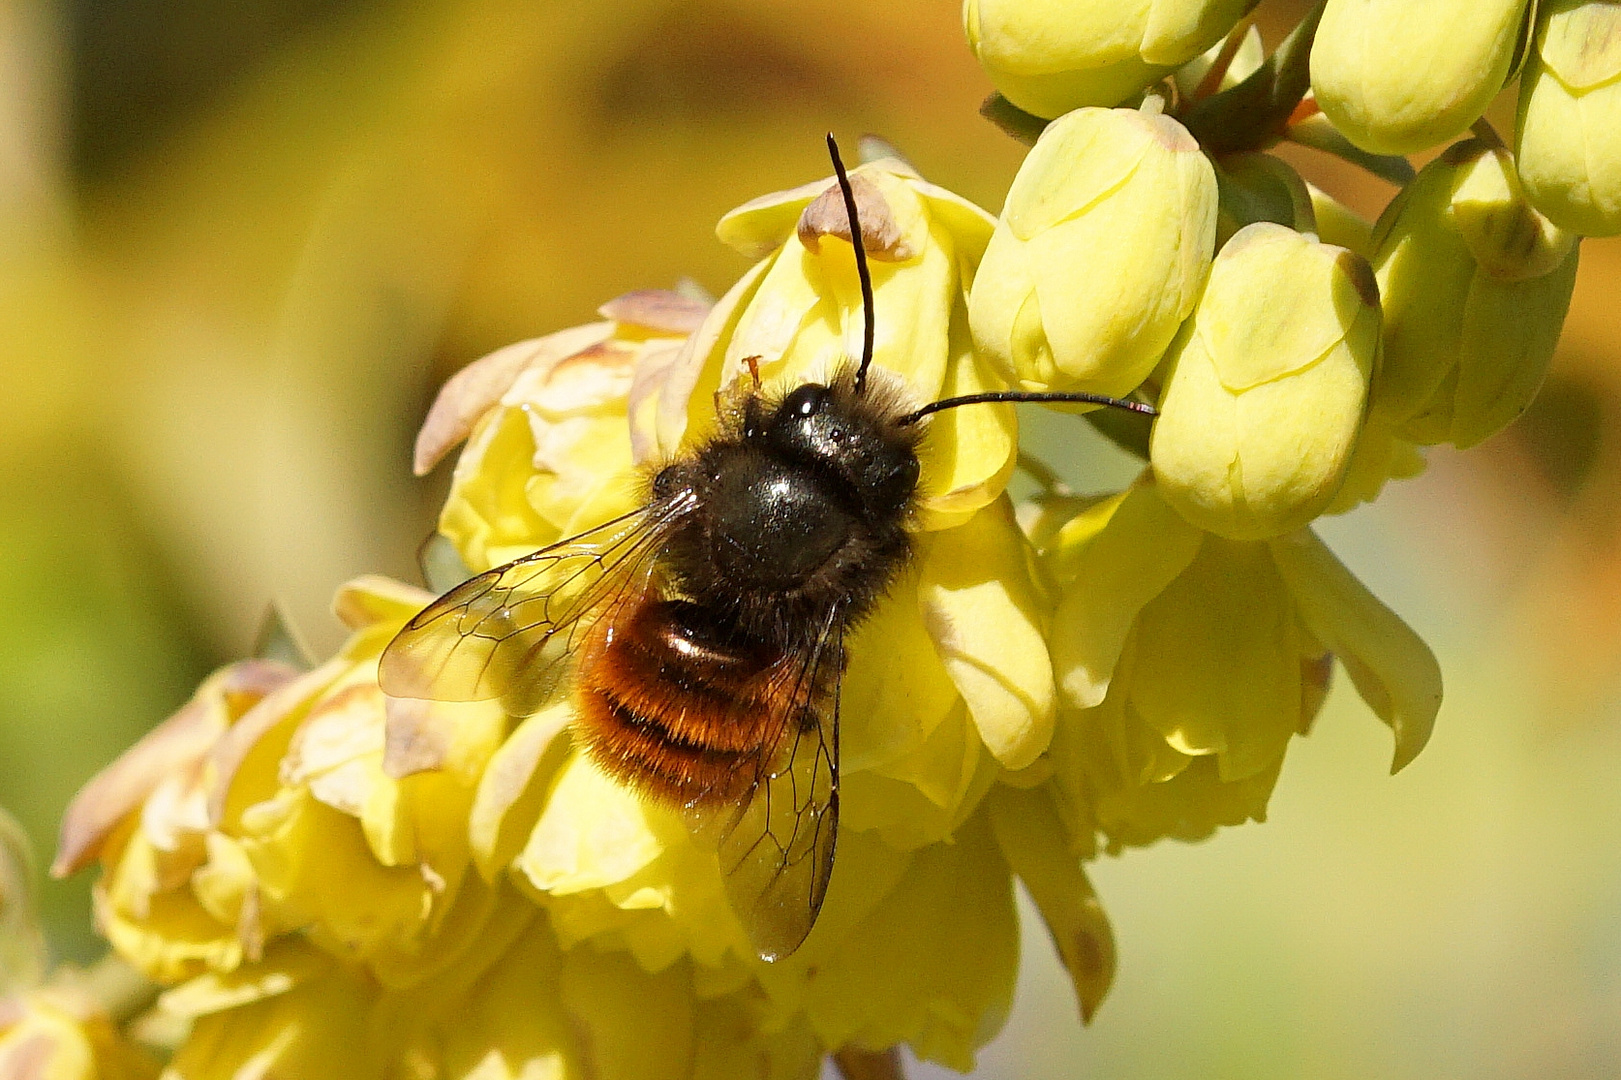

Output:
xmin=379 ymin=135 xmax=1154 ymax=961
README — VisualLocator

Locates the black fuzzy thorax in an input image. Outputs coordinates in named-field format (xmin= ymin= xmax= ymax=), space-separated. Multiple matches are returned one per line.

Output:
xmin=648 ymin=366 xmax=924 ymax=658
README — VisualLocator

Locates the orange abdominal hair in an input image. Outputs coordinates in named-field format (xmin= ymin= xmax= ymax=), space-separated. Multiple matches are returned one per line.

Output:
xmin=574 ymin=595 xmax=820 ymax=808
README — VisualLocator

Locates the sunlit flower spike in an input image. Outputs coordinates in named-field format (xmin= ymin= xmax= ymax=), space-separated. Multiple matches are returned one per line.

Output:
xmin=42 ymin=0 xmax=1612 ymax=1075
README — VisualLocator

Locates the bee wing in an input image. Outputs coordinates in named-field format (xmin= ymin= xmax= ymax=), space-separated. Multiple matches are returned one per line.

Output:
xmin=380 ymin=499 xmax=688 ymax=717
xmin=701 ymin=617 xmax=844 ymax=963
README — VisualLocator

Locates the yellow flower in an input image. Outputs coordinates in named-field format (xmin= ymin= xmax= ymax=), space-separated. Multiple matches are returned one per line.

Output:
xmin=340 ymin=142 xmax=1077 ymax=1060
xmin=59 ymin=578 xmax=509 ymax=989
xmin=637 ymin=155 xmax=1005 ymax=530
xmin=1517 ymin=0 xmax=1621 ymax=237
xmin=969 ymin=106 xmax=1217 ymax=401
xmin=1372 ymin=139 xmax=1580 ymax=448
xmin=422 ymin=290 xmax=709 ymax=573
xmin=0 ymin=983 xmax=158 ymax=1080
xmin=1151 ymin=222 xmax=1379 ymax=539
xmin=964 ymin=0 xmax=1256 ymax=118
xmin=1043 ymin=479 xmax=1441 ymax=849
xmin=156 ymin=898 xmax=825 ymax=1080
xmin=53 ymin=660 xmax=298 ymax=984
xmin=753 ymin=813 xmax=1018 ymax=1072
xmin=502 ymin=768 xmax=1029 ymax=1069
xmin=1311 ymin=0 xmax=1530 ymax=155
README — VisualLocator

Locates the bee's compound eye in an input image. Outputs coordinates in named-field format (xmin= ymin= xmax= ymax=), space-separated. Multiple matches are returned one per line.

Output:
xmin=783 ymin=384 xmax=829 ymax=418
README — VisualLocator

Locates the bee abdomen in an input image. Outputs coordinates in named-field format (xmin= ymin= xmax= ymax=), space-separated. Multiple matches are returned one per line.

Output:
xmin=574 ymin=599 xmax=792 ymax=807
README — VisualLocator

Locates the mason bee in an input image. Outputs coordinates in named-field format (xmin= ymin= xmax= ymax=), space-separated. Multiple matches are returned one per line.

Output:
xmin=380 ymin=136 xmax=1154 ymax=961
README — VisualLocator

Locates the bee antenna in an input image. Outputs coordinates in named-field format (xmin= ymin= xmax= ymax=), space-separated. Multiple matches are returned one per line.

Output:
xmin=826 ymin=133 xmax=876 ymax=396
xmin=897 ymin=391 xmax=1159 ymax=427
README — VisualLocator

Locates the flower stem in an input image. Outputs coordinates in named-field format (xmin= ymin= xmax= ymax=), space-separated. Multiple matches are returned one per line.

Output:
xmin=1190 ymin=14 xmax=1258 ymax=101
xmin=833 ymin=1046 xmax=906 ymax=1080
xmin=1470 ymin=116 xmax=1508 ymax=150
xmin=1182 ymin=0 xmax=1328 ymax=155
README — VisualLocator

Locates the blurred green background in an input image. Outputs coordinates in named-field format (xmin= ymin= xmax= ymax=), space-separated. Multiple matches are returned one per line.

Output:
xmin=2 ymin=0 xmax=1618 ymax=1075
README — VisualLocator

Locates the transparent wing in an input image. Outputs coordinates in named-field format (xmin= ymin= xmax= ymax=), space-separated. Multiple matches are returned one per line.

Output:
xmin=379 ymin=498 xmax=690 ymax=717
xmin=699 ymin=614 xmax=843 ymax=963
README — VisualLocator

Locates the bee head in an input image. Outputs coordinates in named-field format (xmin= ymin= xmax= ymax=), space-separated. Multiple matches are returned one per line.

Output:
xmin=750 ymin=377 xmax=921 ymax=520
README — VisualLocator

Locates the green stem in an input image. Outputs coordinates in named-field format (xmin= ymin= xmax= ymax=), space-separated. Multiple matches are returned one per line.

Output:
xmin=1182 ymin=0 xmax=1327 ymax=155
xmin=1277 ymin=158 xmax=1320 ymax=238
xmin=979 ymin=92 xmax=1049 ymax=147
xmin=832 ymin=1046 xmax=905 ymax=1080
xmin=1190 ymin=14 xmax=1258 ymax=101
xmin=1470 ymin=116 xmax=1507 ymax=150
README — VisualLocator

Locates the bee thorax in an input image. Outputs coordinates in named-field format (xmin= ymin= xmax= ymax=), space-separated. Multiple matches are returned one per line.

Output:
xmin=706 ymin=458 xmax=854 ymax=588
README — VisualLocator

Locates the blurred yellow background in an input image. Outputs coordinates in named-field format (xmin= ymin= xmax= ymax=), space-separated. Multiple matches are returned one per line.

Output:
xmin=1 ymin=0 xmax=1617 ymax=1076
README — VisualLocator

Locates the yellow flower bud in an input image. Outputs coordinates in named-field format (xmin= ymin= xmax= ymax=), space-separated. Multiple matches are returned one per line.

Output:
xmin=1323 ymin=417 xmax=1427 ymax=513
xmin=1044 ymin=479 xmax=1440 ymax=852
xmin=1151 ymin=222 xmax=1379 ymax=540
xmin=970 ymin=107 xmax=1216 ymax=399
xmin=1309 ymin=180 xmax=1375 ymax=257
xmin=1311 ymin=0 xmax=1530 ymax=155
xmin=60 ymin=578 xmax=510 ymax=991
xmin=964 ymin=0 xmax=1256 ymax=118
xmin=1516 ymin=0 xmax=1621 ymax=236
xmin=1373 ymin=140 xmax=1579 ymax=448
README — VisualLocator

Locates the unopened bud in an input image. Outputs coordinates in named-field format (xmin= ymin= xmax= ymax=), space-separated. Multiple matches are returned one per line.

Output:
xmin=1516 ymin=0 xmax=1621 ymax=236
xmin=1151 ymin=223 xmax=1378 ymax=539
xmin=1373 ymin=140 xmax=1579 ymax=447
xmin=1311 ymin=0 xmax=1530 ymax=155
xmin=970 ymin=107 xmax=1217 ymax=399
xmin=965 ymin=0 xmax=1255 ymax=119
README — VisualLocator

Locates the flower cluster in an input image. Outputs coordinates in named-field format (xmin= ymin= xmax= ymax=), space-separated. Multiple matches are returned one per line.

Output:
xmin=43 ymin=2 xmax=1604 ymax=1077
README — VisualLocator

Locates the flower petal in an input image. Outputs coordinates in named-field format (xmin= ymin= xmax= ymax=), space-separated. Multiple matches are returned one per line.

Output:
xmin=1049 ymin=482 xmax=1204 ymax=709
xmin=1129 ymin=536 xmax=1301 ymax=781
xmin=466 ymin=701 xmax=574 ymax=879
xmin=413 ymin=323 xmax=612 ymax=476
xmin=840 ymin=574 xmax=960 ymax=774
xmin=515 ymin=753 xmax=670 ymax=896
xmin=912 ymin=326 xmax=1016 ymax=531
xmin=986 ymin=784 xmax=1114 ymax=1022
xmin=917 ymin=499 xmax=1054 ymax=769
xmin=53 ymin=660 xmax=295 ymax=878
xmin=1269 ymin=529 xmax=1443 ymax=772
